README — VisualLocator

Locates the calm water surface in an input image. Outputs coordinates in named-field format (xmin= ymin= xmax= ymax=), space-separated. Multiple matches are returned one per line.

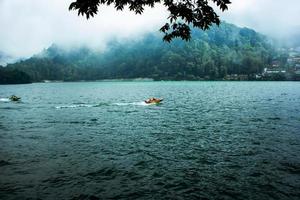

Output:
xmin=0 ymin=82 xmax=300 ymax=200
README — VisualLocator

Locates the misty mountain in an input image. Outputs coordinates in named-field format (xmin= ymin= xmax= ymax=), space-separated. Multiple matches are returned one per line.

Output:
xmin=0 ymin=51 xmax=14 ymax=66
xmin=281 ymin=30 xmax=300 ymax=48
xmin=2 ymin=22 xmax=277 ymax=83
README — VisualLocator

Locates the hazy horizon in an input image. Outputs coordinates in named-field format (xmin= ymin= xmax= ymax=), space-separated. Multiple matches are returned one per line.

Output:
xmin=1 ymin=0 xmax=300 ymax=65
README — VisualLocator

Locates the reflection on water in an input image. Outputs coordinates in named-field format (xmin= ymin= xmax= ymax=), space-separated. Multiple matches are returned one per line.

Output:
xmin=0 ymin=82 xmax=300 ymax=200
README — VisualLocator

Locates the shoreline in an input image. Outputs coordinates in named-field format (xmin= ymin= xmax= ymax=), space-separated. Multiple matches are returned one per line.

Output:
xmin=1 ymin=79 xmax=300 ymax=85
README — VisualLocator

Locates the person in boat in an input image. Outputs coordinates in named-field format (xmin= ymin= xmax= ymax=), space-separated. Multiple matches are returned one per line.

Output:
xmin=9 ymin=95 xmax=21 ymax=101
xmin=145 ymin=97 xmax=163 ymax=104
xmin=145 ymin=98 xmax=151 ymax=104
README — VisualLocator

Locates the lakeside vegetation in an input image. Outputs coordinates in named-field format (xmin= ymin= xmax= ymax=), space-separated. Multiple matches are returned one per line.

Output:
xmin=0 ymin=22 xmax=295 ymax=84
xmin=0 ymin=68 xmax=31 ymax=84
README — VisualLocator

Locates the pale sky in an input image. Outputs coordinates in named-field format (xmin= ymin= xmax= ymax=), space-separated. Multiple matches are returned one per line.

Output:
xmin=1 ymin=0 xmax=300 ymax=64
xmin=219 ymin=0 xmax=300 ymax=38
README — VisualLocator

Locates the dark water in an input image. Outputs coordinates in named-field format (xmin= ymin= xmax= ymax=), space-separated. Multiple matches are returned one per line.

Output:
xmin=0 ymin=82 xmax=300 ymax=200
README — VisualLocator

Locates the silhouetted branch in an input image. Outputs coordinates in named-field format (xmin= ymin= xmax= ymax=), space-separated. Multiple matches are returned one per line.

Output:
xmin=69 ymin=0 xmax=231 ymax=42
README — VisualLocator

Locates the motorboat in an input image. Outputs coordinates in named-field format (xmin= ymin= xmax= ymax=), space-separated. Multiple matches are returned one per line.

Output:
xmin=9 ymin=95 xmax=21 ymax=102
xmin=145 ymin=98 xmax=163 ymax=104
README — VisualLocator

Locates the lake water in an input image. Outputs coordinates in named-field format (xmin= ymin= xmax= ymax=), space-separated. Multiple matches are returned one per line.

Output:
xmin=0 ymin=82 xmax=300 ymax=200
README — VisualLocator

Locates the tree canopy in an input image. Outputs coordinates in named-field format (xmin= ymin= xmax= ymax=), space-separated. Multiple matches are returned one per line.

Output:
xmin=5 ymin=23 xmax=282 ymax=83
xmin=69 ymin=0 xmax=231 ymax=42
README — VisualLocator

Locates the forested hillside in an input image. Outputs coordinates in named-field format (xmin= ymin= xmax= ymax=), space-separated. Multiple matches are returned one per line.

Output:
xmin=2 ymin=22 xmax=277 ymax=82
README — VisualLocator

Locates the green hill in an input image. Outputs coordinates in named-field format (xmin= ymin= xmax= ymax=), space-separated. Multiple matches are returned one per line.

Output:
xmin=2 ymin=22 xmax=277 ymax=83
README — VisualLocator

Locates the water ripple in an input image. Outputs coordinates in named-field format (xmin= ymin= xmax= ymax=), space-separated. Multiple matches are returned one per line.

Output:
xmin=0 ymin=82 xmax=299 ymax=200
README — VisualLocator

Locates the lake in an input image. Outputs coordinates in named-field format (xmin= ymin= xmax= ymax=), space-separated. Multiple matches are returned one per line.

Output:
xmin=0 ymin=81 xmax=300 ymax=200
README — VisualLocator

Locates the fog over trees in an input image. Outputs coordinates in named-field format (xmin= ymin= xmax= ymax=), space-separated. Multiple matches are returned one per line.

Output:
xmin=2 ymin=23 xmax=282 ymax=83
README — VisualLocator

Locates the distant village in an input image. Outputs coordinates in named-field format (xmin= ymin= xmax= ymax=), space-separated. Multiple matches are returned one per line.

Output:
xmin=264 ymin=47 xmax=300 ymax=80
xmin=225 ymin=47 xmax=300 ymax=81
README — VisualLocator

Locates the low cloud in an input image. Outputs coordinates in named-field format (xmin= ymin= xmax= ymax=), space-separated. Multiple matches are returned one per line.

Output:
xmin=0 ymin=0 xmax=167 ymax=63
xmin=1 ymin=0 xmax=300 ymax=64
xmin=218 ymin=0 xmax=300 ymax=40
